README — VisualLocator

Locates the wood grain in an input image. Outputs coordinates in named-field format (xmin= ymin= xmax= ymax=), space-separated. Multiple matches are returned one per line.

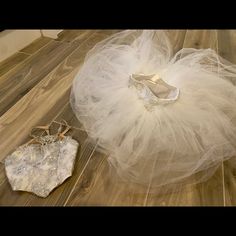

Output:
xmin=0 ymin=52 xmax=29 ymax=77
xmin=0 ymin=30 xmax=233 ymax=206
xmin=183 ymin=30 xmax=218 ymax=49
xmin=145 ymin=167 xmax=223 ymax=206
xmin=0 ymin=39 xmax=85 ymax=116
xmin=0 ymin=164 xmax=5 ymax=188
xmin=20 ymin=36 xmax=52 ymax=55
xmin=97 ymin=30 xmax=122 ymax=36
xmin=23 ymin=103 xmax=90 ymax=206
xmin=0 ymin=37 xmax=52 ymax=78
xmin=26 ymin=138 xmax=94 ymax=206
xmin=24 ymin=134 xmax=92 ymax=206
xmin=0 ymin=31 xmax=109 ymax=164
xmin=63 ymin=30 xmax=187 ymax=206
xmin=0 ymin=31 xmax=117 ymax=205
xmin=65 ymin=150 xmax=150 ymax=206
xmin=218 ymin=30 xmax=236 ymax=206
xmin=145 ymin=30 xmax=224 ymax=206
xmin=166 ymin=30 xmax=187 ymax=53
xmin=221 ymin=160 xmax=236 ymax=205
xmin=0 ymin=101 xmax=88 ymax=206
xmin=57 ymin=30 xmax=97 ymax=44
xmin=0 ymin=91 xmax=72 ymax=206
xmin=217 ymin=30 xmax=236 ymax=63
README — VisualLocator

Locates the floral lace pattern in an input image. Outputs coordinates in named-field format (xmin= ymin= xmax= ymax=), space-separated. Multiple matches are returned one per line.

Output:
xmin=5 ymin=127 xmax=79 ymax=198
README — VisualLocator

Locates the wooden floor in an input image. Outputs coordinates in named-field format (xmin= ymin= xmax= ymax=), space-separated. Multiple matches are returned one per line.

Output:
xmin=0 ymin=30 xmax=236 ymax=206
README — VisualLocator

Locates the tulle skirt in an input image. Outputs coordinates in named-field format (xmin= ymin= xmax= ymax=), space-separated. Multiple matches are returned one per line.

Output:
xmin=70 ymin=30 xmax=236 ymax=188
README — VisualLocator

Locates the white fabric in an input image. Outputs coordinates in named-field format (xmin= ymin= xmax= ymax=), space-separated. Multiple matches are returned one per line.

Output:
xmin=70 ymin=30 xmax=236 ymax=188
xmin=128 ymin=73 xmax=180 ymax=107
xmin=5 ymin=136 xmax=79 ymax=198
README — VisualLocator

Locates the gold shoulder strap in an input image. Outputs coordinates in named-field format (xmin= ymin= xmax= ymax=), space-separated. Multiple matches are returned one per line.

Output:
xmin=24 ymin=120 xmax=71 ymax=146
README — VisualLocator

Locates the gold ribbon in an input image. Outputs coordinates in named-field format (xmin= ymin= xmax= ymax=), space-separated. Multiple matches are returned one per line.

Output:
xmin=23 ymin=120 xmax=72 ymax=146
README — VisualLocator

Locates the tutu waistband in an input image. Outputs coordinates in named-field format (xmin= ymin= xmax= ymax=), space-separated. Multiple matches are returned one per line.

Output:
xmin=129 ymin=73 xmax=180 ymax=110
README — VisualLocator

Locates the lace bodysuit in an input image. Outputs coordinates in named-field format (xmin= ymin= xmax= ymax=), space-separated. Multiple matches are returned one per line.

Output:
xmin=4 ymin=121 xmax=79 ymax=198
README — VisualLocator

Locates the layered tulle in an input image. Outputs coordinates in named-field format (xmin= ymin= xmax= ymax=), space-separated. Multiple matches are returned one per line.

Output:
xmin=70 ymin=30 xmax=236 ymax=188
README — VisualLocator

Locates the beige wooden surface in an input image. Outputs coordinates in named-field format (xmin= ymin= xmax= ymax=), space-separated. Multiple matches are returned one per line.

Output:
xmin=0 ymin=30 xmax=235 ymax=206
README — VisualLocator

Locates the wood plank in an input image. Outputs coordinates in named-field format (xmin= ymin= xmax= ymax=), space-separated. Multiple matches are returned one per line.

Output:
xmin=217 ymin=30 xmax=236 ymax=63
xmin=3 ymin=30 xmax=223 ymax=206
xmin=92 ymin=30 xmax=186 ymax=54
xmin=0 ymin=31 xmax=94 ymax=117
xmin=20 ymin=36 xmax=52 ymax=55
xmin=0 ymin=179 xmax=34 ymax=206
xmin=0 ymin=32 xmax=115 ymax=205
xmin=217 ymin=30 xmax=236 ymax=206
xmin=0 ymin=52 xmax=29 ymax=77
xmin=57 ymin=30 xmax=97 ymax=43
xmin=97 ymin=30 xmax=122 ymax=36
xmin=145 ymin=166 xmax=223 ymax=206
xmin=146 ymin=30 xmax=224 ymax=206
xmin=0 ymin=33 xmax=86 ymax=205
xmin=65 ymin=150 xmax=150 ymax=206
xmin=24 ymin=31 xmax=118 ymax=206
xmin=0 ymin=93 xmax=72 ymax=206
xmin=24 ymin=103 xmax=91 ymax=206
xmin=23 ymin=136 xmax=93 ymax=206
xmin=222 ymin=160 xmax=236 ymax=205
xmin=0 ymin=31 xmax=108 ymax=163
xmin=8 ymin=89 xmax=73 ymax=152
xmin=0 ymin=164 xmax=34 ymax=206
xmin=0 ymin=31 xmax=107 ymax=164
xmin=64 ymin=30 xmax=187 ymax=206
xmin=166 ymin=30 xmax=187 ymax=53
xmin=64 ymin=150 xmax=112 ymax=206
xmin=0 ymin=163 xmax=5 ymax=188
xmin=0 ymin=37 xmax=89 ymax=117
xmin=0 ymin=101 xmax=87 ymax=206
xmin=183 ymin=30 xmax=218 ymax=49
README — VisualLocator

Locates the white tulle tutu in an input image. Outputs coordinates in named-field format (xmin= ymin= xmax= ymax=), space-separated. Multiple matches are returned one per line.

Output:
xmin=70 ymin=30 xmax=236 ymax=188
